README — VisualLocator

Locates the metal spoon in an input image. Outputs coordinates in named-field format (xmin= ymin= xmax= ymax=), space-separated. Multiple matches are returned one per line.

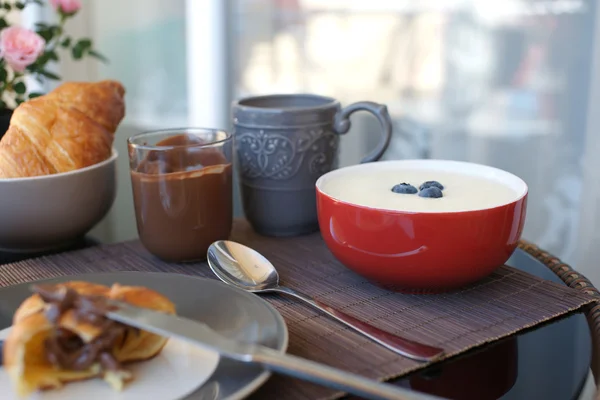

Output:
xmin=207 ymin=240 xmax=444 ymax=362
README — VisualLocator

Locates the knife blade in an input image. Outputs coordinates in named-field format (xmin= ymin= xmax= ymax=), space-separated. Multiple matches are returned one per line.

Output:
xmin=105 ymin=300 xmax=443 ymax=400
xmin=107 ymin=300 xmax=255 ymax=362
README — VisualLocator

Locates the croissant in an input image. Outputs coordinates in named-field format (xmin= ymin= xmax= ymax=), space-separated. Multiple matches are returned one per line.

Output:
xmin=0 ymin=80 xmax=125 ymax=178
xmin=3 ymin=281 xmax=175 ymax=397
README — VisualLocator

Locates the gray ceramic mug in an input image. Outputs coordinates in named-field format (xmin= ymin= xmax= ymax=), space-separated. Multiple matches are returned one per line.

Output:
xmin=232 ymin=94 xmax=392 ymax=237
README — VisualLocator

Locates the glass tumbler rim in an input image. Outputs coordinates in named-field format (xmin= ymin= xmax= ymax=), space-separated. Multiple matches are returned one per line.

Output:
xmin=127 ymin=127 xmax=232 ymax=151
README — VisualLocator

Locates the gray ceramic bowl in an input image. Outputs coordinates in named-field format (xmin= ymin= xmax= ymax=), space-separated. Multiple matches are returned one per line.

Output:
xmin=0 ymin=149 xmax=117 ymax=253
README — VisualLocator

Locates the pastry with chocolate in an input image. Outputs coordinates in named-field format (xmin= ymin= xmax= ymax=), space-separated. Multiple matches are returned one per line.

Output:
xmin=2 ymin=281 xmax=175 ymax=397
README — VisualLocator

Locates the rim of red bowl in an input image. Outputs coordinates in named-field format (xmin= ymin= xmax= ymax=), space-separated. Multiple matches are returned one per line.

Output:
xmin=315 ymin=159 xmax=528 ymax=214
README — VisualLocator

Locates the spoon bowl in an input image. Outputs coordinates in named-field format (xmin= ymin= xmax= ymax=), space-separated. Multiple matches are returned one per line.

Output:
xmin=207 ymin=240 xmax=445 ymax=362
xmin=208 ymin=241 xmax=280 ymax=291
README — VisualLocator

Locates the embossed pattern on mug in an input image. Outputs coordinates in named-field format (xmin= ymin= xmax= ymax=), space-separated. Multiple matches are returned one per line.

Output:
xmin=236 ymin=128 xmax=338 ymax=180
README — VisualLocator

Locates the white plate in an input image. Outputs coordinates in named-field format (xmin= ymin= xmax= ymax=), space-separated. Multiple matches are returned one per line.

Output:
xmin=0 ymin=327 xmax=220 ymax=400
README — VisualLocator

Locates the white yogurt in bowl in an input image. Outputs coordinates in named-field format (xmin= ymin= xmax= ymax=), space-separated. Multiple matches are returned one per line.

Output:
xmin=316 ymin=159 xmax=528 ymax=213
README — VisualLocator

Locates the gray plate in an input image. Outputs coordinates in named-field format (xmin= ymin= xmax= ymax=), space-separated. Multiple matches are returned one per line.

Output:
xmin=0 ymin=272 xmax=289 ymax=400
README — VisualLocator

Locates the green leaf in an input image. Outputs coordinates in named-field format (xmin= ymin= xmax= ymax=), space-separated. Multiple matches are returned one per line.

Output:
xmin=30 ymin=53 xmax=49 ymax=67
xmin=35 ymin=22 xmax=50 ymax=29
xmin=46 ymin=50 xmax=58 ymax=61
xmin=36 ymin=28 xmax=54 ymax=42
xmin=33 ymin=52 xmax=50 ymax=66
xmin=0 ymin=18 xmax=8 ymax=30
xmin=13 ymin=82 xmax=26 ymax=94
xmin=71 ymin=39 xmax=95 ymax=60
xmin=3 ymin=3 xmax=10 ymax=10
xmin=0 ymin=100 xmax=7 ymax=110
xmin=0 ymin=67 xmax=7 ymax=82
xmin=88 ymin=50 xmax=109 ymax=63
xmin=15 ymin=2 xmax=24 ymax=9
xmin=38 ymin=69 xmax=61 ymax=80
xmin=26 ymin=63 xmax=39 ymax=73
xmin=77 ymin=39 xmax=92 ymax=49
xmin=28 ymin=92 xmax=43 ymax=99
xmin=15 ymin=97 xmax=25 ymax=106
xmin=61 ymin=37 xmax=71 ymax=48
xmin=72 ymin=45 xmax=83 ymax=59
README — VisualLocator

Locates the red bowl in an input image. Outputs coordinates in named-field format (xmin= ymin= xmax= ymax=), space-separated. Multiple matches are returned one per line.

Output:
xmin=315 ymin=160 xmax=528 ymax=293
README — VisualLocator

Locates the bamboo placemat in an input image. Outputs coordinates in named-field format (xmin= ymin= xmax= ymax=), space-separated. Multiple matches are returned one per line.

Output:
xmin=0 ymin=219 xmax=595 ymax=400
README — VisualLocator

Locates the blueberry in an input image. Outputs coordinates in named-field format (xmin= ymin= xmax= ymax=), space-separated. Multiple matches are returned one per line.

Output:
xmin=418 ymin=187 xmax=443 ymax=198
xmin=419 ymin=181 xmax=444 ymax=191
xmin=391 ymin=183 xmax=418 ymax=194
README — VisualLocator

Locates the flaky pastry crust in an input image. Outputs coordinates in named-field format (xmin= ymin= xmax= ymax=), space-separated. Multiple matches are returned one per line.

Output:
xmin=0 ymin=80 xmax=125 ymax=178
xmin=3 ymin=281 xmax=175 ymax=397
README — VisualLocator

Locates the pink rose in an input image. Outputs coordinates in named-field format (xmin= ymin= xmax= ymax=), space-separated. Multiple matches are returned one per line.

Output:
xmin=50 ymin=0 xmax=81 ymax=14
xmin=0 ymin=27 xmax=45 ymax=72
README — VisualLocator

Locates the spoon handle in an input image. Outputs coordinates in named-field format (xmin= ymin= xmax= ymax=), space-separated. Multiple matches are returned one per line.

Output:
xmin=251 ymin=345 xmax=443 ymax=400
xmin=272 ymin=286 xmax=444 ymax=362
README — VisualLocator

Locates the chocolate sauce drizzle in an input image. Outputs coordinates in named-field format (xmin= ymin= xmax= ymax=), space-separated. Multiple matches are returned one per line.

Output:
xmin=33 ymin=284 xmax=130 ymax=372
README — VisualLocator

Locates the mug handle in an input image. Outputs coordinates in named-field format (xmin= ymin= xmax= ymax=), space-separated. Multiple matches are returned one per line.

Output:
xmin=333 ymin=101 xmax=393 ymax=163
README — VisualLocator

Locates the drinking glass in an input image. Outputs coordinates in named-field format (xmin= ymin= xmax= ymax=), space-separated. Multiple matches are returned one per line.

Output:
xmin=127 ymin=128 xmax=233 ymax=262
